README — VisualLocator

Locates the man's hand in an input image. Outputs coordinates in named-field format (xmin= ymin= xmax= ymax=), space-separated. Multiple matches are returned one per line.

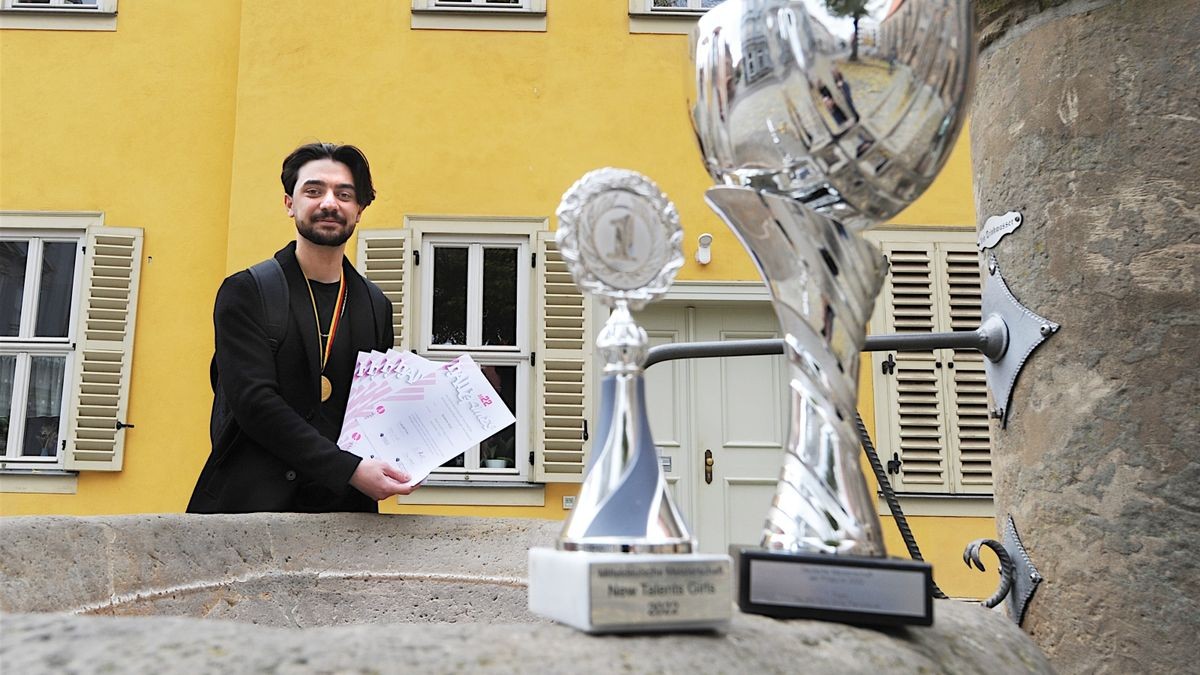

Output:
xmin=349 ymin=459 xmax=418 ymax=500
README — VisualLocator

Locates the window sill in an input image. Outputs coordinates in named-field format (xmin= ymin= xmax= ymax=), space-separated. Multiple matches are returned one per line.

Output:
xmin=0 ymin=9 xmax=117 ymax=31
xmin=397 ymin=481 xmax=544 ymax=507
xmin=411 ymin=8 xmax=546 ymax=32
xmin=629 ymin=11 xmax=704 ymax=35
xmin=0 ymin=469 xmax=78 ymax=494
xmin=876 ymin=493 xmax=994 ymax=518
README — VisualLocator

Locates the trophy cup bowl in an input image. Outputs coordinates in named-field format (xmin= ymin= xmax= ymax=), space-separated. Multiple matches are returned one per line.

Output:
xmin=689 ymin=0 xmax=975 ymax=231
xmin=688 ymin=0 xmax=976 ymax=626
xmin=528 ymin=168 xmax=733 ymax=633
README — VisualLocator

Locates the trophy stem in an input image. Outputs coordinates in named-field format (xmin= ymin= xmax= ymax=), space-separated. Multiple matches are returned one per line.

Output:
xmin=706 ymin=186 xmax=886 ymax=557
xmin=557 ymin=303 xmax=694 ymax=554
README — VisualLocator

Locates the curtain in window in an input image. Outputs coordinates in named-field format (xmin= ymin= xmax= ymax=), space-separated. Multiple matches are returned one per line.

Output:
xmin=25 ymin=356 xmax=66 ymax=456
xmin=0 ymin=355 xmax=14 ymax=447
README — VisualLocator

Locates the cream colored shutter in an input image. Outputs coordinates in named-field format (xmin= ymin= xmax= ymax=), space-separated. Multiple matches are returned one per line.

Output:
xmin=940 ymin=244 xmax=992 ymax=493
xmin=533 ymin=232 xmax=592 ymax=482
xmin=64 ymin=227 xmax=143 ymax=471
xmin=875 ymin=242 xmax=950 ymax=492
xmin=356 ymin=229 xmax=414 ymax=350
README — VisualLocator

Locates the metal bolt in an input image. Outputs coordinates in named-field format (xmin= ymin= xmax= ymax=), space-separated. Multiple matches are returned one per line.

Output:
xmin=989 ymin=407 xmax=1005 ymax=419
xmin=988 ymin=257 xmax=998 ymax=274
xmin=1039 ymin=324 xmax=1054 ymax=336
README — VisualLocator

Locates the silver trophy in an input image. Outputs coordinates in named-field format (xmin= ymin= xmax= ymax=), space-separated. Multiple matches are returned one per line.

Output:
xmin=528 ymin=168 xmax=732 ymax=633
xmin=689 ymin=0 xmax=975 ymax=625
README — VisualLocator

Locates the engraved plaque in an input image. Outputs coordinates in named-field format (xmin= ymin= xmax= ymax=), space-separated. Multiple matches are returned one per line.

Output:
xmin=589 ymin=559 xmax=732 ymax=628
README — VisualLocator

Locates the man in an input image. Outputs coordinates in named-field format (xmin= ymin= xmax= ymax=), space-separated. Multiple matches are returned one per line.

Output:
xmin=188 ymin=142 xmax=416 ymax=513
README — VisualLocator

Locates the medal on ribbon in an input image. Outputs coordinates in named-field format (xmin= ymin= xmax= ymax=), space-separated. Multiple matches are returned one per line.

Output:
xmin=306 ymin=273 xmax=346 ymax=403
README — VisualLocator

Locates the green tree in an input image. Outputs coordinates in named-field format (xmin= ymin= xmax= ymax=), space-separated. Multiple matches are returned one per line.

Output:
xmin=825 ymin=0 xmax=871 ymax=61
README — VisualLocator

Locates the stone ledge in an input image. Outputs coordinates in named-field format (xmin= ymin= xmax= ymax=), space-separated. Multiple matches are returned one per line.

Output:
xmin=0 ymin=513 xmax=1051 ymax=673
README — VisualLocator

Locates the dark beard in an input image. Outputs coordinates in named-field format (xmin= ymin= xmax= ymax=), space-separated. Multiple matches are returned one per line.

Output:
xmin=297 ymin=212 xmax=354 ymax=247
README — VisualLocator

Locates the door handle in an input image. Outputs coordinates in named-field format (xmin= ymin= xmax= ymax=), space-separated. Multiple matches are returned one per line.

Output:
xmin=704 ymin=449 xmax=714 ymax=485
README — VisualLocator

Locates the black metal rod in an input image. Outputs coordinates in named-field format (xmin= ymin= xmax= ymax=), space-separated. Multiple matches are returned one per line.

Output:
xmin=643 ymin=330 xmax=988 ymax=369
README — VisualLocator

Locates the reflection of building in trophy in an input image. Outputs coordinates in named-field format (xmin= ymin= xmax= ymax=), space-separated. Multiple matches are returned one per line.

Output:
xmin=608 ymin=210 xmax=637 ymax=262
xmin=739 ymin=7 xmax=771 ymax=85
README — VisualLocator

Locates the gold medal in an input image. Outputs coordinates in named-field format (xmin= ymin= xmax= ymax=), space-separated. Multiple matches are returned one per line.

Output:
xmin=320 ymin=375 xmax=332 ymax=402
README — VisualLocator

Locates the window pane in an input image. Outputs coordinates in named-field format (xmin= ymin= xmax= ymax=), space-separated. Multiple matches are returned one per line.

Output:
xmin=23 ymin=355 xmax=66 ymax=457
xmin=0 ymin=356 xmax=14 ymax=454
xmin=0 ymin=242 xmax=29 ymax=337
xmin=431 ymin=247 xmax=468 ymax=346
xmin=479 ymin=364 xmax=517 ymax=467
xmin=35 ymin=242 xmax=77 ymax=338
xmin=481 ymin=248 xmax=517 ymax=347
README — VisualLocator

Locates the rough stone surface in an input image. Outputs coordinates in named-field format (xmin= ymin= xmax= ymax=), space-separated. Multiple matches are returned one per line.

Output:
xmin=969 ymin=1 xmax=1200 ymax=673
xmin=0 ymin=513 xmax=1051 ymax=674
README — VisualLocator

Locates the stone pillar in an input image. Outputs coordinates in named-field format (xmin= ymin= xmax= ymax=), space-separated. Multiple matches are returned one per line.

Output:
xmin=969 ymin=1 xmax=1199 ymax=673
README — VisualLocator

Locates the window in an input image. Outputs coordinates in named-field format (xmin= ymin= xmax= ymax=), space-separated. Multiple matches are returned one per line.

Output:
xmin=357 ymin=223 xmax=593 ymax=487
xmin=422 ymin=234 xmax=530 ymax=478
xmin=629 ymin=0 xmax=724 ymax=34
xmin=867 ymin=229 xmax=992 ymax=507
xmin=0 ymin=0 xmax=117 ymax=31
xmin=431 ymin=0 xmax=532 ymax=9
xmin=647 ymin=0 xmax=724 ymax=13
xmin=0 ymin=213 xmax=141 ymax=478
xmin=0 ymin=234 xmax=82 ymax=466
xmin=411 ymin=0 xmax=546 ymax=32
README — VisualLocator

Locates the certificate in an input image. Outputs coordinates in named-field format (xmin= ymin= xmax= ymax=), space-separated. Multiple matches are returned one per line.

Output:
xmin=341 ymin=354 xmax=516 ymax=485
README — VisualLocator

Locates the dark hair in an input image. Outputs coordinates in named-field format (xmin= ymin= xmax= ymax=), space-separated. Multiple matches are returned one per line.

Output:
xmin=281 ymin=142 xmax=376 ymax=207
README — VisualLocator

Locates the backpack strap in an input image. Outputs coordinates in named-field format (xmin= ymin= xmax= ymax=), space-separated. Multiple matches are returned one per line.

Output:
xmin=210 ymin=258 xmax=288 ymax=394
xmin=247 ymin=257 xmax=289 ymax=353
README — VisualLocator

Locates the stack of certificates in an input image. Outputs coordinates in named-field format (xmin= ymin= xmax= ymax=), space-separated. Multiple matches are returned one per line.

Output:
xmin=338 ymin=349 xmax=515 ymax=486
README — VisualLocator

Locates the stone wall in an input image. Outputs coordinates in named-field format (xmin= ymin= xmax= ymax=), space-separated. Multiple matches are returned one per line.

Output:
xmin=970 ymin=1 xmax=1200 ymax=672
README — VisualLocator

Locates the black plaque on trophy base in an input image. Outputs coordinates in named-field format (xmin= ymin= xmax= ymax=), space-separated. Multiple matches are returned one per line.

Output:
xmin=732 ymin=547 xmax=933 ymax=627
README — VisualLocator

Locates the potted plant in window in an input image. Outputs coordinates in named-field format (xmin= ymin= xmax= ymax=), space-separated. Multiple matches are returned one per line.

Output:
xmin=482 ymin=436 xmax=514 ymax=469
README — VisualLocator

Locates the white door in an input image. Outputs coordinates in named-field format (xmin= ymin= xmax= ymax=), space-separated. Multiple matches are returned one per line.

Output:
xmin=637 ymin=303 xmax=789 ymax=555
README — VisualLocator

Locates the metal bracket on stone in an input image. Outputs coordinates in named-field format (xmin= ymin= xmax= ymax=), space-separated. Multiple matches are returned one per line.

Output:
xmin=1002 ymin=515 xmax=1042 ymax=626
xmin=982 ymin=254 xmax=1059 ymax=428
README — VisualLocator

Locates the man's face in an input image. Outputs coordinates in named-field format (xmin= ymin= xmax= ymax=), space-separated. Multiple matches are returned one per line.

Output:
xmin=285 ymin=158 xmax=363 ymax=247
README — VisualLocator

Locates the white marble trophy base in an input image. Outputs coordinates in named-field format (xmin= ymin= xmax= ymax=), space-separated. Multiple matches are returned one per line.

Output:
xmin=528 ymin=548 xmax=733 ymax=634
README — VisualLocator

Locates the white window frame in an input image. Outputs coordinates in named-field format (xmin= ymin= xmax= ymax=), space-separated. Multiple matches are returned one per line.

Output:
xmin=629 ymin=0 xmax=721 ymax=34
xmin=1 ymin=0 xmax=117 ymax=31
xmin=419 ymin=232 xmax=532 ymax=483
xmin=411 ymin=0 xmax=546 ymax=32
xmin=0 ymin=229 xmax=85 ymax=470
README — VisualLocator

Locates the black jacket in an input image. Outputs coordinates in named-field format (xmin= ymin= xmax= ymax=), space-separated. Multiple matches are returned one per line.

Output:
xmin=187 ymin=242 xmax=394 ymax=513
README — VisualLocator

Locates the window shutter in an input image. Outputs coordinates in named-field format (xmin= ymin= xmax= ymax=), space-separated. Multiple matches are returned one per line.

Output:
xmin=64 ymin=227 xmax=143 ymax=472
xmin=876 ymin=241 xmax=950 ymax=492
xmin=940 ymin=244 xmax=992 ymax=493
xmin=356 ymin=229 xmax=414 ymax=350
xmin=870 ymin=234 xmax=993 ymax=496
xmin=533 ymin=231 xmax=592 ymax=483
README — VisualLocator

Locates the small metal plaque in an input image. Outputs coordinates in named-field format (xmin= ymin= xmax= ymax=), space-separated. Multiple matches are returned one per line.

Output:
xmin=735 ymin=548 xmax=933 ymax=627
xmin=978 ymin=211 xmax=1023 ymax=250
xmin=588 ymin=558 xmax=732 ymax=628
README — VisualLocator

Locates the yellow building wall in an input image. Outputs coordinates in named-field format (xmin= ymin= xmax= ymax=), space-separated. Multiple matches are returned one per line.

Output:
xmin=0 ymin=1 xmax=243 ymax=515
xmin=0 ymin=3 xmax=997 ymax=598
